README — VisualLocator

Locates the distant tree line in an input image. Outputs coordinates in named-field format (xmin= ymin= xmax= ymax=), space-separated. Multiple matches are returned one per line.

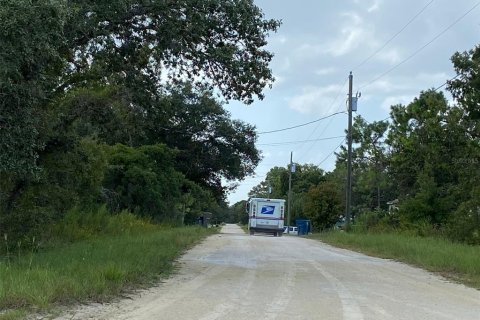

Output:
xmin=241 ymin=44 xmax=480 ymax=244
xmin=0 ymin=0 xmax=281 ymax=242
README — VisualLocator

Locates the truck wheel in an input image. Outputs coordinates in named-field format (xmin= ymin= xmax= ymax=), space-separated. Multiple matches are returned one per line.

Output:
xmin=250 ymin=230 xmax=254 ymax=235
xmin=274 ymin=232 xmax=278 ymax=237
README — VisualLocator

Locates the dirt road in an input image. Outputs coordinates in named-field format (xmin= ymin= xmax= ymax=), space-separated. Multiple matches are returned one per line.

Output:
xmin=56 ymin=224 xmax=480 ymax=320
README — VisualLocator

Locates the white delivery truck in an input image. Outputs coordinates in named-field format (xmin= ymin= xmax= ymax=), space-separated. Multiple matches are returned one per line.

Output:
xmin=246 ymin=197 xmax=285 ymax=236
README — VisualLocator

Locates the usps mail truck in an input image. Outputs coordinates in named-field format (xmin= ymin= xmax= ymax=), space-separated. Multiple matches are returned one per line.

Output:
xmin=246 ymin=198 xmax=285 ymax=236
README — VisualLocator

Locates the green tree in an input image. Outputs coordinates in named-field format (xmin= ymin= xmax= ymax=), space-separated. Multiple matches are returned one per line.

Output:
xmin=0 ymin=138 xmax=107 ymax=241
xmin=447 ymin=186 xmax=480 ymax=244
xmin=145 ymin=86 xmax=261 ymax=200
xmin=249 ymin=164 xmax=325 ymax=200
xmin=448 ymin=45 xmax=480 ymax=137
xmin=62 ymin=0 xmax=281 ymax=104
xmin=291 ymin=164 xmax=325 ymax=194
xmin=180 ymin=180 xmax=217 ymax=223
xmin=337 ymin=116 xmax=391 ymax=213
xmin=447 ymin=45 xmax=480 ymax=209
xmin=0 ymin=0 xmax=66 ymax=186
xmin=1 ymin=0 xmax=280 ymax=210
xmin=103 ymin=144 xmax=185 ymax=221
xmin=248 ymin=180 xmax=273 ymax=199
xmin=388 ymin=90 xmax=468 ymax=226
xmin=248 ymin=166 xmax=289 ymax=199
xmin=303 ymin=182 xmax=343 ymax=231
xmin=231 ymin=200 xmax=249 ymax=225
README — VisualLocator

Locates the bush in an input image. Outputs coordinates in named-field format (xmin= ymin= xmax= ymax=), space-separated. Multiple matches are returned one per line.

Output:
xmin=0 ymin=138 xmax=107 ymax=246
xmin=49 ymin=205 xmax=157 ymax=242
xmin=353 ymin=210 xmax=400 ymax=233
xmin=103 ymin=144 xmax=184 ymax=222
xmin=447 ymin=195 xmax=480 ymax=245
xmin=303 ymin=182 xmax=343 ymax=231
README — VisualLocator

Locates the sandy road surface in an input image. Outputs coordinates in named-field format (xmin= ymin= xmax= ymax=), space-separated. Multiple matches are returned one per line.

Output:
xmin=56 ymin=224 xmax=480 ymax=320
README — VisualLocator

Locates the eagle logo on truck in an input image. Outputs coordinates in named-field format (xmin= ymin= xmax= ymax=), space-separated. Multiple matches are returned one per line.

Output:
xmin=260 ymin=205 xmax=275 ymax=215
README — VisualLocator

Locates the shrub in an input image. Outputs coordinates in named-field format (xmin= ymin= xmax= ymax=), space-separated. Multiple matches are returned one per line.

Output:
xmin=103 ymin=144 xmax=184 ymax=222
xmin=447 ymin=191 xmax=480 ymax=245
xmin=49 ymin=205 xmax=157 ymax=242
xmin=353 ymin=210 xmax=400 ymax=233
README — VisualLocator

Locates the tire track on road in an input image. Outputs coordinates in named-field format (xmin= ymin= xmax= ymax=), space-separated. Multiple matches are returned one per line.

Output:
xmin=310 ymin=261 xmax=364 ymax=320
xmin=262 ymin=262 xmax=297 ymax=320
xmin=196 ymin=267 xmax=257 ymax=320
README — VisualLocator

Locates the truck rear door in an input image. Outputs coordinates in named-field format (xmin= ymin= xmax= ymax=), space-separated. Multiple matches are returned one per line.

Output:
xmin=255 ymin=200 xmax=283 ymax=229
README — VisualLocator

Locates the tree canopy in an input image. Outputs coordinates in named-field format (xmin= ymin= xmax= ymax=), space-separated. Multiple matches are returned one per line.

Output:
xmin=0 ymin=0 xmax=280 ymax=241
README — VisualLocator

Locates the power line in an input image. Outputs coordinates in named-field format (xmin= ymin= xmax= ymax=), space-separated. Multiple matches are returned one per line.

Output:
xmin=318 ymin=138 xmax=346 ymax=166
xmin=295 ymin=77 xmax=350 ymax=161
xmin=434 ymin=73 xmax=460 ymax=91
xmin=296 ymin=98 xmax=348 ymax=162
xmin=359 ymin=1 xmax=480 ymax=90
xmin=257 ymin=111 xmax=346 ymax=135
xmin=352 ymin=0 xmax=435 ymax=71
xmin=257 ymin=135 xmax=345 ymax=147
xmin=363 ymin=73 xmax=462 ymax=125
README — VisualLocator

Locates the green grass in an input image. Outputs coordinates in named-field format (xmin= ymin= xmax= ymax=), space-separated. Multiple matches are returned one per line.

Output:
xmin=311 ymin=231 xmax=480 ymax=289
xmin=0 ymin=226 xmax=215 ymax=315
xmin=0 ymin=310 xmax=27 ymax=320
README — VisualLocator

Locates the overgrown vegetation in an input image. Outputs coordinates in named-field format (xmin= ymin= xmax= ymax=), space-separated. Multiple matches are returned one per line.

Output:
xmin=0 ymin=0 xmax=281 ymax=245
xmin=0 ymin=208 xmax=215 ymax=314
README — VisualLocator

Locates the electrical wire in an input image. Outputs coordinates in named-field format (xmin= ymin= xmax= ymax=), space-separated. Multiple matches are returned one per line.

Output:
xmin=257 ymin=111 xmax=346 ymax=135
xmin=352 ymin=0 xmax=435 ymax=71
xmin=362 ymin=73 xmax=463 ymax=125
xmin=434 ymin=73 xmax=460 ymax=91
xmin=318 ymin=138 xmax=346 ymax=167
xmin=294 ymin=76 xmax=349 ymax=162
xmin=358 ymin=1 xmax=480 ymax=91
xmin=257 ymin=135 xmax=345 ymax=147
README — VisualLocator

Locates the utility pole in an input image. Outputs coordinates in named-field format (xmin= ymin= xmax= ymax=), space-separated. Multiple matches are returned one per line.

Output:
xmin=287 ymin=151 xmax=293 ymax=233
xmin=346 ymin=72 xmax=353 ymax=229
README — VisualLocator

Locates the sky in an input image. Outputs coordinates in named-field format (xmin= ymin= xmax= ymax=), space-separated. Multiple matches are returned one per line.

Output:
xmin=224 ymin=0 xmax=480 ymax=205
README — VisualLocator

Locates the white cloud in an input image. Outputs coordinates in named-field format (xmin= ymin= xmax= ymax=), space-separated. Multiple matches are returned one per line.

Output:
xmin=367 ymin=0 xmax=383 ymax=13
xmin=381 ymin=95 xmax=415 ymax=111
xmin=415 ymin=72 xmax=449 ymax=85
xmin=358 ymin=78 xmax=409 ymax=93
xmin=329 ymin=15 xmax=365 ymax=56
xmin=295 ymin=43 xmax=324 ymax=60
xmin=360 ymin=72 xmax=451 ymax=95
xmin=288 ymin=84 xmax=346 ymax=115
xmin=295 ymin=12 xmax=372 ymax=59
xmin=353 ymin=0 xmax=383 ymax=13
xmin=376 ymin=48 xmax=403 ymax=65
xmin=322 ymin=12 xmax=375 ymax=57
xmin=278 ymin=36 xmax=288 ymax=44
xmin=315 ymin=67 xmax=336 ymax=76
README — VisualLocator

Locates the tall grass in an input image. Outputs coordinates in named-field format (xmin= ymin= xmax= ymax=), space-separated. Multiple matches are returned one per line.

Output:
xmin=311 ymin=232 xmax=480 ymax=288
xmin=48 ymin=205 xmax=158 ymax=242
xmin=0 ymin=207 xmax=215 ymax=313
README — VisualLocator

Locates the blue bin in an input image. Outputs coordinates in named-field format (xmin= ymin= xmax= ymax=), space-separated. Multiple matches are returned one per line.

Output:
xmin=296 ymin=219 xmax=311 ymax=236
